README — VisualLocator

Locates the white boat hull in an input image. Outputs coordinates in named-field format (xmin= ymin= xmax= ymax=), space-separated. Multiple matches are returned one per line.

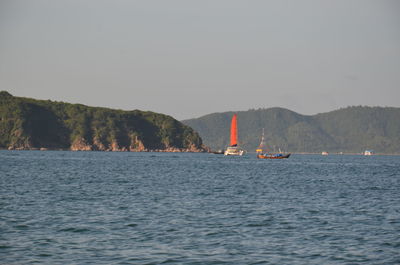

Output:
xmin=224 ymin=146 xmax=244 ymax=156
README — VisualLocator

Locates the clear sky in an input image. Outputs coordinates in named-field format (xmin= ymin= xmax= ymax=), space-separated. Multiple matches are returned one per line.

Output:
xmin=0 ymin=0 xmax=399 ymax=120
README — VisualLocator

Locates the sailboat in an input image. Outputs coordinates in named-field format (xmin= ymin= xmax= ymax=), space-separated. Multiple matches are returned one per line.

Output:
xmin=256 ymin=128 xmax=290 ymax=159
xmin=224 ymin=114 xmax=244 ymax=156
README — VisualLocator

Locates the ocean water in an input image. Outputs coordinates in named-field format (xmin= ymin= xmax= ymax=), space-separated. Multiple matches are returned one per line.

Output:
xmin=1 ymin=151 xmax=399 ymax=264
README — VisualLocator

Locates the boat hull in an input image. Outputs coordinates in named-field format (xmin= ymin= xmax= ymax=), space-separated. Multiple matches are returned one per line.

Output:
xmin=224 ymin=150 xmax=244 ymax=156
xmin=224 ymin=146 xmax=244 ymax=156
xmin=257 ymin=153 xmax=291 ymax=159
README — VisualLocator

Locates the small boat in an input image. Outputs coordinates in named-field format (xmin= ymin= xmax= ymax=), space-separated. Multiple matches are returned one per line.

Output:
xmin=256 ymin=128 xmax=290 ymax=159
xmin=212 ymin=150 xmax=224 ymax=154
xmin=322 ymin=151 xmax=329 ymax=155
xmin=257 ymin=153 xmax=291 ymax=159
xmin=364 ymin=150 xmax=373 ymax=156
xmin=224 ymin=114 xmax=244 ymax=156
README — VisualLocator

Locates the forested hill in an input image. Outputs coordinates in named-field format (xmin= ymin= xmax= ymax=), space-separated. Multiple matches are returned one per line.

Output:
xmin=182 ymin=107 xmax=400 ymax=154
xmin=0 ymin=91 xmax=205 ymax=152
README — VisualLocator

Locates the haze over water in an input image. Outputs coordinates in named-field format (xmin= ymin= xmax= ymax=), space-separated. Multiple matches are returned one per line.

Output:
xmin=1 ymin=151 xmax=399 ymax=264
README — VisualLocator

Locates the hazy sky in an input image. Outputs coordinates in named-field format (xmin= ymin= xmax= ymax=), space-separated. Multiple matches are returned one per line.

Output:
xmin=0 ymin=0 xmax=399 ymax=120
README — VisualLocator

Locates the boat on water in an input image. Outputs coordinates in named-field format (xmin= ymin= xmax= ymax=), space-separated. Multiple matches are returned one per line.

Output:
xmin=256 ymin=128 xmax=290 ymax=159
xmin=364 ymin=150 xmax=373 ymax=156
xmin=258 ymin=153 xmax=291 ymax=159
xmin=224 ymin=114 xmax=244 ymax=156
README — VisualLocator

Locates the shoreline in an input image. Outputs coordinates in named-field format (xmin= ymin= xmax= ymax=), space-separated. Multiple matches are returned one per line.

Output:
xmin=1 ymin=148 xmax=207 ymax=153
xmin=1 ymin=148 xmax=399 ymax=155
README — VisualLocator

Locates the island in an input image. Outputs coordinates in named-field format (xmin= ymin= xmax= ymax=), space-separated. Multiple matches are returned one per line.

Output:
xmin=0 ymin=91 xmax=207 ymax=152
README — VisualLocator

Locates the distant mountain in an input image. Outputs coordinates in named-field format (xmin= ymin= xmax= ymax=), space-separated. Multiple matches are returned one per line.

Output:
xmin=0 ymin=91 xmax=206 ymax=152
xmin=182 ymin=107 xmax=400 ymax=154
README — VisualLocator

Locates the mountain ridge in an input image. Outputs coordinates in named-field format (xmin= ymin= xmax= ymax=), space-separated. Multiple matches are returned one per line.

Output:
xmin=182 ymin=106 xmax=400 ymax=154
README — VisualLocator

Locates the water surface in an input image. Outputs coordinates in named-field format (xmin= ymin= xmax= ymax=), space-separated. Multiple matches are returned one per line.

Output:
xmin=1 ymin=151 xmax=399 ymax=264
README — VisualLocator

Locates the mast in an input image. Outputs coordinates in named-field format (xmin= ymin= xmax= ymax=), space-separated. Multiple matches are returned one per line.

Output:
xmin=230 ymin=114 xmax=238 ymax=146
xmin=256 ymin=128 xmax=265 ymax=153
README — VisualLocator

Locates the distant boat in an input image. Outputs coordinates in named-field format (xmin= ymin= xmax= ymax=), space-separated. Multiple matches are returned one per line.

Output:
xmin=322 ymin=151 xmax=329 ymax=155
xmin=258 ymin=153 xmax=291 ymax=159
xmin=364 ymin=150 xmax=373 ymax=156
xmin=212 ymin=149 xmax=224 ymax=154
xmin=256 ymin=128 xmax=290 ymax=159
xmin=224 ymin=114 xmax=244 ymax=156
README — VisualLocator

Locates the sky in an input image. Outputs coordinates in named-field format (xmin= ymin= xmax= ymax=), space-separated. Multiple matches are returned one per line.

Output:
xmin=0 ymin=0 xmax=399 ymax=120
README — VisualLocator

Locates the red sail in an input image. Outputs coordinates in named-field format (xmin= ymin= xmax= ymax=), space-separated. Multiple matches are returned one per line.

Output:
xmin=230 ymin=114 xmax=238 ymax=146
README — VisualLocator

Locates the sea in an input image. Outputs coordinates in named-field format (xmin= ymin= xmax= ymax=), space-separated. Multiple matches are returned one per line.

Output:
xmin=1 ymin=151 xmax=399 ymax=264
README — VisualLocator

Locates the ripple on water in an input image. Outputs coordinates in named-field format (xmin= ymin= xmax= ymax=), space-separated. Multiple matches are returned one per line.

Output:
xmin=58 ymin=227 xmax=92 ymax=233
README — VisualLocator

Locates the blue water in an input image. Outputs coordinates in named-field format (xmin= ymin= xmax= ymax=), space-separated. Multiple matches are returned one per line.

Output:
xmin=1 ymin=151 xmax=399 ymax=264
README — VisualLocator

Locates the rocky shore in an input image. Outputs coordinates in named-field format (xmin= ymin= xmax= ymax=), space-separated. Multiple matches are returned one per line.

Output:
xmin=6 ymin=137 xmax=207 ymax=152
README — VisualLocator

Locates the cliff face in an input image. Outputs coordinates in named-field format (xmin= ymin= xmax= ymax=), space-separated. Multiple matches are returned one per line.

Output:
xmin=0 ymin=91 xmax=206 ymax=152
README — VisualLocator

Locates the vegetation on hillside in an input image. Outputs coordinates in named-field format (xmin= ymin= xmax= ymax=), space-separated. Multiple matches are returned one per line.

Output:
xmin=0 ymin=91 xmax=204 ymax=151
